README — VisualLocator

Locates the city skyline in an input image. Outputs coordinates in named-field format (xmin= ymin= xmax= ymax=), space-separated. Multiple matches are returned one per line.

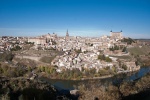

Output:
xmin=0 ymin=0 xmax=150 ymax=38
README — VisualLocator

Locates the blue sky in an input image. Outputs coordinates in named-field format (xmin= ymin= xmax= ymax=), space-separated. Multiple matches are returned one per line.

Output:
xmin=0 ymin=0 xmax=150 ymax=38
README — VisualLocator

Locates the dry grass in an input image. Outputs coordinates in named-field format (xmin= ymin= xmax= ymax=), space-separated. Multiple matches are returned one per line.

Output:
xmin=111 ymin=55 xmax=132 ymax=60
xmin=127 ymin=46 xmax=150 ymax=56
xmin=77 ymin=81 xmax=121 ymax=100
xmin=77 ymin=73 xmax=150 ymax=100
xmin=40 ymin=56 xmax=56 ymax=64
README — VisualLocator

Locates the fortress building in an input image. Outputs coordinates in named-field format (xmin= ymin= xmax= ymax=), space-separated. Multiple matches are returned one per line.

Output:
xmin=110 ymin=30 xmax=123 ymax=39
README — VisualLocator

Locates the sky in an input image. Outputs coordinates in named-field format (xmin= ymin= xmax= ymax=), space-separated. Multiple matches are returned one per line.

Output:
xmin=0 ymin=0 xmax=150 ymax=38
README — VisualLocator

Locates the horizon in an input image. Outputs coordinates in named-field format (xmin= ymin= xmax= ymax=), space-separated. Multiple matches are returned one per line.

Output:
xmin=0 ymin=0 xmax=150 ymax=38
xmin=1 ymin=32 xmax=150 ymax=39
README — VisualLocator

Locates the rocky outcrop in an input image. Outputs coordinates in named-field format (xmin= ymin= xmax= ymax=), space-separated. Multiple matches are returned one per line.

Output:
xmin=70 ymin=89 xmax=80 ymax=96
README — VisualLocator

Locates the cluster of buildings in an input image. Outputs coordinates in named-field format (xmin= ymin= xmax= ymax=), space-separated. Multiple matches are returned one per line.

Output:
xmin=49 ymin=30 xmax=139 ymax=73
xmin=0 ymin=30 xmax=140 ymax=73
xmin=51 ymin=51 xmax=116 ymax=73
xmin=0 ymin=36 xmax=25 ymax=52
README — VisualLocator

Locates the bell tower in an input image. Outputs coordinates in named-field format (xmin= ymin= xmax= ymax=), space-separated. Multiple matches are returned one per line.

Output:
xmin=66 ymin=29 xmax=69 ymax=37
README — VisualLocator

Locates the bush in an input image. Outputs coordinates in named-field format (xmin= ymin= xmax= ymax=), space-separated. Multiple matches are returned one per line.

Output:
xmin=122 ymin=47 xmax=127 ymax=52
xmin=0 ymin=52 xmax=14 ymax=62
xmin=40 ymin=56 xmax=56 ymax=64
xmin=98 ymin=55 xmax=112 ymax=62
xmin=74 ymin=49 xmax=82 ymax=54
xmin=105 ymin=57 xmax=112 ymax=62
xmin=11 ymin=45 xmax=22 ymax=51
xmin=122 ymin=64 xmax=127 ymax=70
xmin=121 ymin=38 xmax=135 ymax=45
xmin=109 ymin=45 xmax=120 ymax=51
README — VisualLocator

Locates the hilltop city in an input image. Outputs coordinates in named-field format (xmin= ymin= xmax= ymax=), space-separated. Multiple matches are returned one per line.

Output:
xmin=1 ymin=30 xmax=150 ymax=100
xmin=1 ymin=30 xmax=145 ymax=76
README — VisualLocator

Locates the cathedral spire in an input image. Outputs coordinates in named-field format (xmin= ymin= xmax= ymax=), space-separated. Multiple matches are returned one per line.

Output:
xmin=66 ymin=29 xmax=69 ymax=37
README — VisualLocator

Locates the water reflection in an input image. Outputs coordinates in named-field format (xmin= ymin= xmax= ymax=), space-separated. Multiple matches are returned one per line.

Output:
xmin=40 ymin=67 xmax=150 ymax=90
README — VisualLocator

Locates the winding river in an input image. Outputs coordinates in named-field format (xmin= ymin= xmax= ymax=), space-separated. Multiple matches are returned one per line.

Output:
xmin=40 ymin=67 xmax=150 ymax=90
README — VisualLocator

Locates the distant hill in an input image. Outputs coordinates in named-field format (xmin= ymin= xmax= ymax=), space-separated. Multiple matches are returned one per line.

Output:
xmin=135 ymin=39 xmax=150 ymax=41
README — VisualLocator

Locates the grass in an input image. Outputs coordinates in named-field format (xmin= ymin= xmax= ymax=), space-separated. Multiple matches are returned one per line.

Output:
xmin=77 ymin=73 xmax=150 ymax=100
xmin=40 ymin=56 xmax=56 ymax=64
xmin=127 ymin=46 xmax=150 ymax=56
xmin=111 ymin=55 xmax=132 ymax=60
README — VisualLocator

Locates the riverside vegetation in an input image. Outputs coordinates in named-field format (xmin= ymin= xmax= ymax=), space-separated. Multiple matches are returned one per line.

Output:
xmin=77 ymin=72 xmax=150 ymax=100
xmin=0 ymin=51 xmax=117 ymax=80
xmin=0 ymin=77 xmax=57 ymax=100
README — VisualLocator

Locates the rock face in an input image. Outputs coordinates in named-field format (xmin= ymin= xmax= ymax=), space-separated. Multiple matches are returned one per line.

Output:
xmin=0 ymin=77 xmax=57 ymax=100
xmin=70 ymin=89 xmax=80 ymax=96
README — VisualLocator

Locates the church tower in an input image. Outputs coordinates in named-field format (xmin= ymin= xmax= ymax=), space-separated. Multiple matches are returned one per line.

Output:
xmin=66 ymin=29 xmax=69 ymax=37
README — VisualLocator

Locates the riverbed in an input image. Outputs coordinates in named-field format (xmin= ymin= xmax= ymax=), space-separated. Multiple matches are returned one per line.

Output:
xmin=39 ymin=67 xmax=150 ymax=90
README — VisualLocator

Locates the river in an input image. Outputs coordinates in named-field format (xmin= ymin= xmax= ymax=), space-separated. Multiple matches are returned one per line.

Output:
xmin=39 ymin=67 xmax=150 ymax=90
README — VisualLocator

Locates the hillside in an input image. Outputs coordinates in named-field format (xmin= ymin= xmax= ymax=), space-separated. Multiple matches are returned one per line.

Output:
xmin=127 ymin=46 xmax=150 ymax=56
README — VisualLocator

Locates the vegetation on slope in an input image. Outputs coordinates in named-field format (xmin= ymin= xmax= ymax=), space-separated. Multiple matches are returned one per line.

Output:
xmin=127 ymin=46 xmax=150 ymax=56
xmin=77 ymin=72 xmax=150 ymax=100
xmin=0 ymin=52 xmax=14 ymax=62
xmin=0 ymin=77 xmax=57 ymax=100
xmin=121 ymin=38 xmax=135 ymax=45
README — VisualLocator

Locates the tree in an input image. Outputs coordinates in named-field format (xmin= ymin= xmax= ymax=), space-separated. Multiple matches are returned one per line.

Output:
xmin=74 ymin=49 xmax=82 ymax=54
xmin=11 ymin=45 xmax=22 ymax=51
xmin=121 ymin=38 xmax=135 ymax=45
xmin=18 ymin=95 xmax=24 ymax=100
xmin=122 ymin=64 xmax=127 ymax=70
xmin=109 ymin=45 xmax=119 ymax=51
xmin=105 ymin=57 xmax=112 ymax=62
xmin=102 ymin=54 xmax=106 ymax=60
xmin=98 ymin=55 xmax=112 ymax=62
xmin=114 ymin=45 xmax=119 ymax=50
xmin=122 ymin=47 xmax=127 ymax=52
xmin=0 ymin=52 xmax=14 ymax=62
xmin=5 ymin=53 xmax=14 ymax=61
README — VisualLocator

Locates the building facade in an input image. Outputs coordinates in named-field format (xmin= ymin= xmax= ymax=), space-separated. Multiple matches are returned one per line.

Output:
xmin=110 ymin=30 xmax=123 ymax=39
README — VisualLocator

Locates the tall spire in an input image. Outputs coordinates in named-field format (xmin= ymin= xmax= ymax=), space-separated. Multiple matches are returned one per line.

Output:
xmin=66 ymin=29 xmax=69 ymax=37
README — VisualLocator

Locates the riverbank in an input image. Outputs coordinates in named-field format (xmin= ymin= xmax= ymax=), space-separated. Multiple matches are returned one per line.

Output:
xmin=0 ymin=77 xmax=78 ymax=100
xmin=78 ymin=72 xmax=150 ymax=100
xmin=81 ymin=69 xmax=141 ymax=80
xmin=39 ymin=68 xmax=140 ymax=81
xmin=0 ymin=67 xmax=150 ymax=100
xmin=38 ymin=64 xmax=141 ymax=81
xmin=81 ymin=75 xmax=113 ymax=80
xmin=39 ymin=67 xmax=150 ymax=91
xmin=0 ymin=77 xmax=57 ymax=100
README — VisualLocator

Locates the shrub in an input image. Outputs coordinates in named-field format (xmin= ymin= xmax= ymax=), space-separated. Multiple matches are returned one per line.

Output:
xmin=122 ymin=64 xmax=127 ymax=70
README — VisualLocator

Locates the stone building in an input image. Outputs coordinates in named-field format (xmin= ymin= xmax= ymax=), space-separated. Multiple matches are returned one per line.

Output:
xmin=28 ymin=37 xmax=46 ymax=45
xmin=110 ymin=30 xmax=123 ymax=39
